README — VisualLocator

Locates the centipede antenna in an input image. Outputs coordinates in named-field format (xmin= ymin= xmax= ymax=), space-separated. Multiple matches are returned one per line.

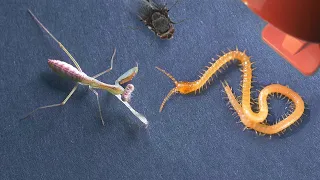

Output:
xmin=155 ymin=66 xmax=178 ymax=85
xmin=159 ymin=88 xmax=176 ymax=112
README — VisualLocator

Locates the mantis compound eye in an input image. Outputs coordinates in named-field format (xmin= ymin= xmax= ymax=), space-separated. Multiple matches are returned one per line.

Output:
xmin=121 ymin=84 xmax=135 ymax=102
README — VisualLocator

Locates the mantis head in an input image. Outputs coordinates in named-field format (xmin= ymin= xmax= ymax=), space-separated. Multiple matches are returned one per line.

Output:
xmin=113 ymin=63 xmax=148 ymax=127
xmin=114 ymin=63 xmax=139 ymax=102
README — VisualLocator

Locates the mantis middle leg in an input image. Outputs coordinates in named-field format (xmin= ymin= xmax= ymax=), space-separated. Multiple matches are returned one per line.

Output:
xmin=89 ymin=86 xmax=105 ymax=126
xmin=92 ymin=48 xmax=116 ymax=79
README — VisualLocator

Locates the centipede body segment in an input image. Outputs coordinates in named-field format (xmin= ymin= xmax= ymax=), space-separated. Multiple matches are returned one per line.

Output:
xmin=156 ymin=49 xmax=305 ymax=135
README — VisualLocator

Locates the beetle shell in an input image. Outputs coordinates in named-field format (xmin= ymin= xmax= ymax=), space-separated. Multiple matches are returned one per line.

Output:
xmin=137 ymin=0 xmax=175 ymax=39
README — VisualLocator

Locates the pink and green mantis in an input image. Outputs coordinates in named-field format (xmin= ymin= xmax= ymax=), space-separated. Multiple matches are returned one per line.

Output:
xmin=23 ymin=9 xmax=148 ymax=127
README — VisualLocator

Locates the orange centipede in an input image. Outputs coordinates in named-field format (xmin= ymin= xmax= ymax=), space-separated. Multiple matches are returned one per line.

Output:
xmin=155 ymin=49 xmax=305 ymax=135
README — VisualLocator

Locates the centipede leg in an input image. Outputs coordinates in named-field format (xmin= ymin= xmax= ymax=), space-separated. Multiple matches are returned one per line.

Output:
xmin=89 ymin=87 xmax=105 ymax=126
xmin=92 ymin=48 xmax=116 ymax=79
xmin=21 ymin=84 xmax=79 ymax=120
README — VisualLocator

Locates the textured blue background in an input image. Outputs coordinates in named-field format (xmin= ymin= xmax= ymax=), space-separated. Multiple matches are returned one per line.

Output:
xmin=1 ymin=0 xmax=320 ymax=179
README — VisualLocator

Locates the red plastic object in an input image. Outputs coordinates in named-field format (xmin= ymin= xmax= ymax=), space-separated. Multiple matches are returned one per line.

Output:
xmin=242 ymin=0 xmax=320 ymax=75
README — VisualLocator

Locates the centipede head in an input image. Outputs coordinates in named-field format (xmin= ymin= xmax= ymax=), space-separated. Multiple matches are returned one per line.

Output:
xmin=156 ymin=66 xmax=200 ymax=112
xmin=156 ymin=66 xmax=180 ymax=112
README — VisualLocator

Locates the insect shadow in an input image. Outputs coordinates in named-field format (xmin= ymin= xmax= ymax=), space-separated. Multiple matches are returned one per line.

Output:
xmin=40 ymin=72 xmax=77 ymax=93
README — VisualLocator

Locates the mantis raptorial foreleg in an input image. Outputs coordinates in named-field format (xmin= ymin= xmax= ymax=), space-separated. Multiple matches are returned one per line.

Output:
xmin=21 ymin=84 xmax=79 ymax=120
xmin=89 ymin=86 xmax=105 ymax=126
xmin=92 ymin=48 xmax=116 ymax=79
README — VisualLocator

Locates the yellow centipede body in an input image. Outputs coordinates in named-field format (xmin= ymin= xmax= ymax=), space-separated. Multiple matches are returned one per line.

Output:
xmin=156 ymin=49 xmax=305 ymax=135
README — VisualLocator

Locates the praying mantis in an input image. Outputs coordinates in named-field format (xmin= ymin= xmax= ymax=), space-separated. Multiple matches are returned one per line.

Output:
xmin=23 ymin=9 xmax=148 ymax=127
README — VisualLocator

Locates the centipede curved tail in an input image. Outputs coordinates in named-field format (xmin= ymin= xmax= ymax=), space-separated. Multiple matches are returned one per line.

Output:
xmin=156 ymin=49 xmax=305 ymax=135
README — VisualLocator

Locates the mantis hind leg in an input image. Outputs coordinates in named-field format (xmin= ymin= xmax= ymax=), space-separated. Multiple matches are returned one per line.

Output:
xmin=89 ymin=87 xmax=105 ymax=126
xmin=92 ymin=48 xmax=116 ymax=79
xmin=21 ymin=84 xmax=79 ymax=120
xmin=27 ymin=9 xmax=83 ymax=72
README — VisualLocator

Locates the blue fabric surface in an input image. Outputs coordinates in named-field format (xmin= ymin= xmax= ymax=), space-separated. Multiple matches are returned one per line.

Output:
xmin=1 ymin=0 xmax=320 ymax=179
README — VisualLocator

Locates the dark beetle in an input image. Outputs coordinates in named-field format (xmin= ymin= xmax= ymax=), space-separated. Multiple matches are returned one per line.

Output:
xmin=137 ymin=0 xmax=175 ymax=39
